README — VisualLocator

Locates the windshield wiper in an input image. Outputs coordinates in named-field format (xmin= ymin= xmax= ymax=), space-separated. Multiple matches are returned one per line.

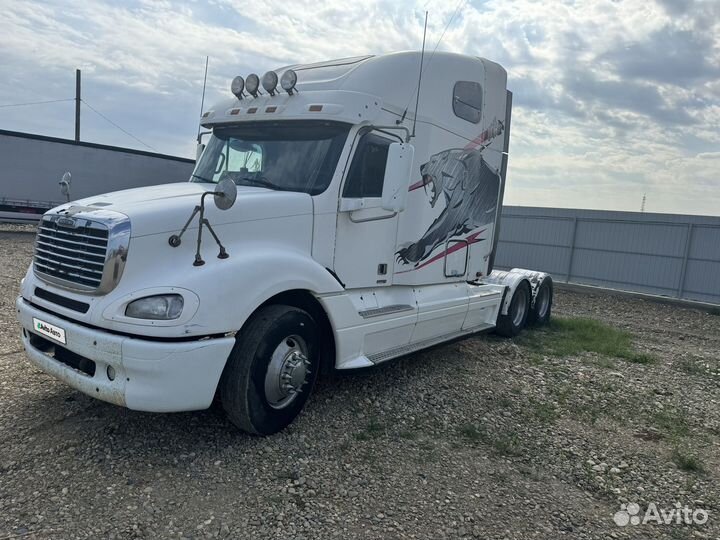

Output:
xmin=237 ymin=176 xmax=288 ymax=191
xmin=191 ymin=173 xmax=214 ymax=183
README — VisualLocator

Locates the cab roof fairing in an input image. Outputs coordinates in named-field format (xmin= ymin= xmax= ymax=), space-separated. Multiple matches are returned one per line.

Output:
xmin=201 ymin=51 xmax=507 ymax=135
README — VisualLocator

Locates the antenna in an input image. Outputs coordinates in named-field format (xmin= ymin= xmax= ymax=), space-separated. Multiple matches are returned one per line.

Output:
xmin=197 ymin=56 xmax=209 ymax=143
xmin=641 ymin=193 xmax=646 ymax=212
xmin=399 ymin=2 xmax=465 ymax=129
xmin=411 ymin=11 xmax=429 ymax=139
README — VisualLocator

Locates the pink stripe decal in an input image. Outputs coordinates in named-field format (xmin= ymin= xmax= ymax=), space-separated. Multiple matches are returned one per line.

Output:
xmin=395 ymin=229 xmax=486 ymax=274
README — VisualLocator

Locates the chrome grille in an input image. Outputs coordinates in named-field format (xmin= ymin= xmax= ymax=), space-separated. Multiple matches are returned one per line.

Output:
xmin=34 ymin=217 xmax=109 ymax=290
xmin=33 ymin=209 xmax=130 ymax=294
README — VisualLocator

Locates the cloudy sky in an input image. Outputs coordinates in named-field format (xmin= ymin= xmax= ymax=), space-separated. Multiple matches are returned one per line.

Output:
xmin=1 ymin=0 xmax=718 ymax=215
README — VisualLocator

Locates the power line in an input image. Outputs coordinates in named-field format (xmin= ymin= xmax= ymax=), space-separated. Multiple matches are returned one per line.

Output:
xmin=0 ymin=98 xmax=74 ymax=109
xmin=402 ymin=0 xmax=468 ymax=118
xmin=428 ymin=0 xmax=466 ymax=62
xmin=81 ymin=99 xmax=158 ymax=152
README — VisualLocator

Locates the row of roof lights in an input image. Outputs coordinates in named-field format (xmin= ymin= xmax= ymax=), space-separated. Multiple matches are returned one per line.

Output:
xmin=231 ymin=70 xmax=298 ymax=100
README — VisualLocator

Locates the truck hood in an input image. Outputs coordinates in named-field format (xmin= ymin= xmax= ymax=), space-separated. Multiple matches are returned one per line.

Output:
xmin=49 ymin=182 xmax=314 ymax=237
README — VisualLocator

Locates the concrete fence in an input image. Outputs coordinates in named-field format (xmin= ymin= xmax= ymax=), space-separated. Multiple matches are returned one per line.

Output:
xmin=494 ymin=206 xmax=720 ymax=305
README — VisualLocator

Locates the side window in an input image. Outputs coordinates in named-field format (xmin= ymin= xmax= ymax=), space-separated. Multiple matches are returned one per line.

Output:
xmin=453 ymin=81 xmax=483 ymax=124
xmin=342 ymin=133 xmax=391 ymax=198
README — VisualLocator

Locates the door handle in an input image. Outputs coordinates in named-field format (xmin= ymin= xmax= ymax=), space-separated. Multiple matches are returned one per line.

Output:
xmin=349 ymin=210 xmax=397 ymax=223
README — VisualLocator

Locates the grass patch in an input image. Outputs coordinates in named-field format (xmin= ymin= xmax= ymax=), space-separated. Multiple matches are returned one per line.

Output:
xmin=398 ymin=429 xmax=418 ymax=440
xmin=592 ymin=356 xmax=617 ymax=369
xmin=653 ymin=409 xmax=690 ymax=439
xmin=354 ymin=417 xmax=385 ymax=441
xmin=671 ymin=448 xmax=706 ymax=474
xmin=496 ymin=395 xmax=513 ymax=408
xmin=456 ymin=423 xmax=523 ymax=457
xmin=521 ymin=317 xmax=656 ymax=364
xmin=458 ymin=423 xmax=485 ymax=443
xmin=530 ymin=399 xmax=558 ymax=424
xmin=492 ymin=433 xmax=523 ymax=456
xmin=675 ymin=358 xmax=706 ymax=376
xmin=518 ymin=465 xmax=542 ymax=482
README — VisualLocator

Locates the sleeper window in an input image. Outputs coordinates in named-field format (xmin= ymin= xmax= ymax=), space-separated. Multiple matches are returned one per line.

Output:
xmin=453 ymin=81 xmax=483 ymax=124
xmin=342 ymin=133 xmax=391 ymax=198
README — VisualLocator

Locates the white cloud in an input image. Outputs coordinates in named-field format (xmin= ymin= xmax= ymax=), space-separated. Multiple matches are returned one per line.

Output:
xmin=0 ymin=0 xmax=718 ymax=215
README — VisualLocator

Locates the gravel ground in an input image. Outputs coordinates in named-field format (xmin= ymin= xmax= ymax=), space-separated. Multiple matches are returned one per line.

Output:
xmin=1 ymin=224 xmax=719 ymax=540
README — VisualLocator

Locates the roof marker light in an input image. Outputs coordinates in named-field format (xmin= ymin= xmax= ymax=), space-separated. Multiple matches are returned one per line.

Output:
xmin=230 ymin=76 xmax=245 ymax=99
xmin=246 ymin=74 xmax=260 ymax=98
xmin=262 ymin=71 xmax=278 ymax=96
xmin=281 ymin=70 xmax=298 ymax=95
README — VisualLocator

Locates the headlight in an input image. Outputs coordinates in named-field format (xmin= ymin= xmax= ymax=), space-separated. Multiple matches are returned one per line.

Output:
xmin=281 ymin=70 xmax=297 ymax=95
xmin=262 ymin=71 xmax=278 ymax=96
xmin=125 ymin=295 xmax=184 ymax=320
xmin=246 ymin=73 xmax=260 ymax=98
xmin=231 ymin=76 xmax=245 ymax=99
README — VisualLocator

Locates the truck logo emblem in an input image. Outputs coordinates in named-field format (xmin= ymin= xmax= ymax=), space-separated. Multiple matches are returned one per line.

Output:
xmin=57 ymin=217 xmax=78 ymax=228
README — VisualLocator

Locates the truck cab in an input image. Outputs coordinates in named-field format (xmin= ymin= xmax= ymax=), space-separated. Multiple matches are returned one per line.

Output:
xmin=16 ymin=52 xmax=552 ymax=434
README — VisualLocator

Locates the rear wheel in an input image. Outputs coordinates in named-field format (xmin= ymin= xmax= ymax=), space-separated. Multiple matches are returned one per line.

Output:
xmin=220 ymin=305 xmax=319 ymax=435
xmin=495 ymin=281 xmax=531 ymax=337
xmin=528 ymin=277 xmax=553 ymax=325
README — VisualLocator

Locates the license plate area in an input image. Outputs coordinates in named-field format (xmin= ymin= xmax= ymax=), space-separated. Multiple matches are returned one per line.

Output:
xmin=32 ymin=317 xmax=67 ymax=345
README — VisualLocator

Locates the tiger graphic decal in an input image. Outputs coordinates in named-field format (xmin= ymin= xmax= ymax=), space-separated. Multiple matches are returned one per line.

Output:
xmin=395 ymin=119 xmax=504 ymax=269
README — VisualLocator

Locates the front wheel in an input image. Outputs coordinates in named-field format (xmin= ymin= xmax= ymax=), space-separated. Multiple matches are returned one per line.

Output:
xmin=220 ymin=305 xmax=319 ymax=435
xmin=495 ymin=281 xmax=531 ymax=337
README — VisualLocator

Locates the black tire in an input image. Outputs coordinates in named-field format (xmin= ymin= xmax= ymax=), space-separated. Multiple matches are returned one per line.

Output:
xmin=220 ymin=305 xmax=319 ymax=435
xmin=528 ymin=277 xmax=553 ymax=326
xmin=495 ymin=281 xmax=531 ymax=337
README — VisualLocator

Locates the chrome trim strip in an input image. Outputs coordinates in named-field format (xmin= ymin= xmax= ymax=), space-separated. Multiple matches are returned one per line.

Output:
xmin=358 ymin=304 xmax=414 ymax=319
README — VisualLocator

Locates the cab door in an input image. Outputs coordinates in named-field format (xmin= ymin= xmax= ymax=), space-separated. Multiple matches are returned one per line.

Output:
xmin=333 ymin=130 xmax=400 ymax=289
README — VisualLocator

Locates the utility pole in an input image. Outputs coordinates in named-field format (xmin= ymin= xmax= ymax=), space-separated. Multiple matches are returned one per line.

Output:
xmin=75 ymin=69 xmax=81 ymax=142
xmin=641 ymin=193 xmax=646 ymax=213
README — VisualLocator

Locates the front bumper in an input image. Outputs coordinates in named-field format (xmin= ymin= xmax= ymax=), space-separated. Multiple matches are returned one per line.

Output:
xmin=16 ymin=297 xmax=235 ymax=412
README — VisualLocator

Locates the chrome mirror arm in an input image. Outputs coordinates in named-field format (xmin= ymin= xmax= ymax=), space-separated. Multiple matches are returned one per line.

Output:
xmin=168 ymin=190 xmax=231 ymax=266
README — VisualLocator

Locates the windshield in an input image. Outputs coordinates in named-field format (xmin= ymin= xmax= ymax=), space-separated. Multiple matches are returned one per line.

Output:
xmin=191 ymin=121 xmax=351 ymax=195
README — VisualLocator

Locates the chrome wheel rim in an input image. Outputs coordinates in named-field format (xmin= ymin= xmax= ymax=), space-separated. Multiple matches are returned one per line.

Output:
xmin=511 ymin=287 xmax=528 ymax=327
xmin=264 ymin=335 xmax=310 ymax=410
xmin=535 ymin=285 xmax=550 ymax=319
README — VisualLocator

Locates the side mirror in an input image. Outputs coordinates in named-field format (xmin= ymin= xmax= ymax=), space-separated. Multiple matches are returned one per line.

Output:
xmin=214 ymin=178 xmax=237 ymax=210
xmin=196 ymin=143 xmax=206 ymax=161
xmin=381 ymin=142 xmax=414 ymax=213
xmin=59 ymin=171 xmax=72 ymax=202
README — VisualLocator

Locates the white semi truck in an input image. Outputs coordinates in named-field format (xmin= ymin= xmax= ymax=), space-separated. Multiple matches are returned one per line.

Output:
xmin=16 ymin=52 xmax=552 ymax=435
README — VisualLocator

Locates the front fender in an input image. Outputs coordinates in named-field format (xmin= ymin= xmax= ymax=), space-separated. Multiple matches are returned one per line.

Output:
xmin=89 ymin=232 xmax=343 ymax=337
xmin=209 ymin=247 xmax=344 ymax=333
